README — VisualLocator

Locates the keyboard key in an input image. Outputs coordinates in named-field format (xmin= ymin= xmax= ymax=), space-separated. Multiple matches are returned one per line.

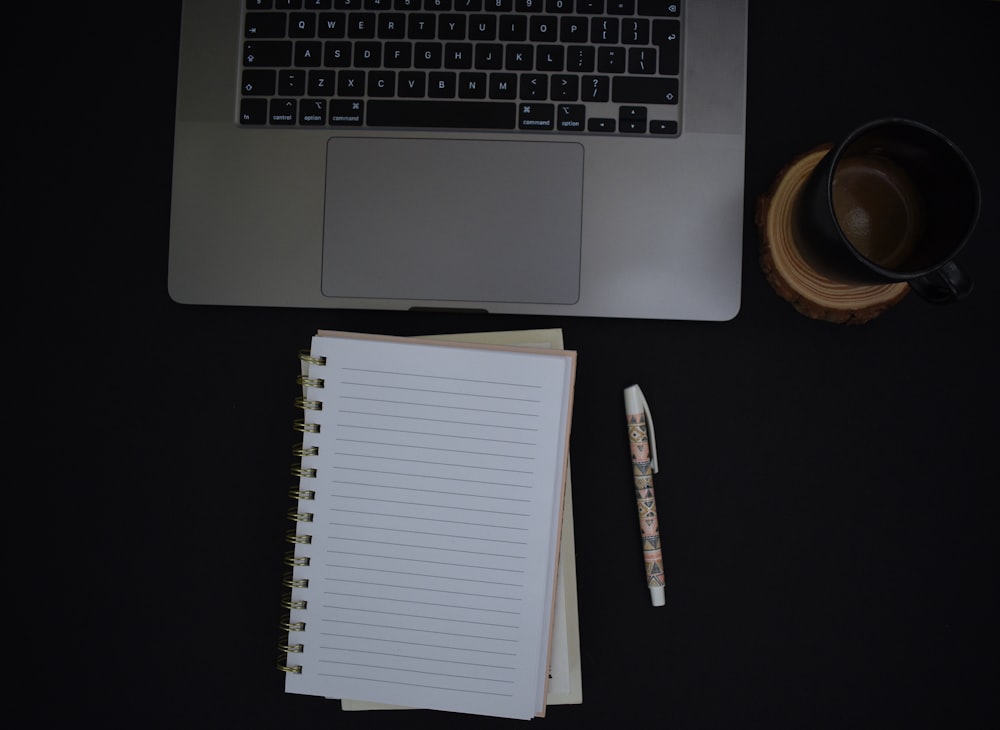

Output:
xmin=459 ymin=72 xmax=489 ymax=97
xmin=367 ymin=99 xmax=517 ymax=128
xmin=269 ymin=98 xmax=298 ymax=124
xmin=242 ymin=69 xmax=277 ymax=95
xmin=557 ymin=103 xmax=586 ymax=131
xmin=607 ymin=1 xmax=634 ymax=13
xmin=591 ymin=18 xmax=618 ymax=44
xmin=240 ymin=98 xmax=269 ymax=124
xmin=398 ymin=71 xmax=427 ymax=96
xmin=300 ymin=99 xmax=328 ymax=124
xmin=520 ymin=73 xmax=548 ymax=99
xmin=439 ymin=15 xmax=468 ymax=39
xmin=288 ymin=13 xmax=317 ymax=37
xmin=295 ymin=41 xmax=323 ymax=66
xmin=537 ymin=44 xmax=565 ymax=70
xmin=637 ymin=0 xmax=680 ymax=16
xmin=368 ymin=70 xmax=396 ymax=95
xmin=428 ymin=71 xmax=457 ymax=97
xmin=628 ymin=47 xmax=655 ymax=74
xmin=338 ymin=70 xmax=366 ymax=94
xmin=566 ymin=45 xmax=595 ymax=72
xmin=551 ymin=74 xmax=579 ymax=100
xmin=278 ymin=69 xmax=307 ymax=95
xmin=505 ymin=44 xmax=534 ymax=70
xmin=470 ymin=15 xmax=498 ymax=40
xmin=244 ymin=41 xmax=293 ymax=67
xmin=519 ymin=102 xmax=554 ymax=130
xmin=378 ymin=13 xmax=406 ymax=38
xmin=576 ymin=1 xmax=604 ymax=14
xmin=612 ymin=76 xmax=678 ymax=104
xmin=596 ymin=46 xmax=625 ymax=73
xmin=347 ymin=12 xmax=377 ymax=37
xmin=328 ymin=99 xmax=364 ymax=125
xmin=499 ymin=15 xmax=528 ymax=41
xmin=245 ymin=13 xmax=286 ymax=38
xmin=650 ymin=119 xmax=678 ymax=134
xmin=317 ymin=13 xmax=347 ymax=37
xmin=308 ymin=70 xmax=337 ymax=95
xmin=587 ymin=116 xmax=615 ymax=132
xmin=654 ymin=19 xmax=680 ymax=75
xmin=489 ymin=72 xmax=518 ymax=98
xmin=560 ymin=17 xmax=588 ymax=43
xmin=621 ymin=18 xmax=649 ymax=44
xmin=581 ymin=74 xmax=609 ymax=101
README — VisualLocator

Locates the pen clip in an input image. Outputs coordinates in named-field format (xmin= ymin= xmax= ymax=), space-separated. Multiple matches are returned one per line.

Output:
xmin=638 ymin=387 xmax=658 ymax=474
xmin=626 ymin=384 xmax=658 ymax=474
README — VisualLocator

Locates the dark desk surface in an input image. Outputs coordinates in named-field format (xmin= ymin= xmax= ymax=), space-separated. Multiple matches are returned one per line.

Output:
xmin=16 ymin=2 xmax=999 ymax=728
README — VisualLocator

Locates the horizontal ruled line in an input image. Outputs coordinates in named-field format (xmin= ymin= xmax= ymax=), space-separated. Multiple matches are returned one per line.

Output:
xmin=334 ymin=452 xmax=534 ymax=474
xmin=323 ymin=661 xmax=515 ymax=685
xmin=340 ymin=410 xmax=539 ymax=432
xmin=326 ymin=563 xmax=525 ymax=587
xmin=328 ymin=509 xmax=529 ymax=531
xmin=331 ymin=467 xmax=534 ymax=489
xmin=337 ymin=423 xmax=536 ymax=445
xmin=327 ymin=522 xmax=528 ymax=545
xmin=335 ymin=437 xmax=535 ymax=460
xmin=328 ymin=550 xmax=526 ymax=572
xmin=323 ymin=604 xmax=520 ymax=629
xmin=314 ymin=673 xmax=514 ymax=697
xmin=342 ymin=367 xmax=542 ymax=389
xmin=320 ymin=633 xmax=517 ymax=656
xmin=324 ymin=591 xmax=522 ymax=614
xmin=330 ymin=493 xmax=530 ymax=517
xmin=321 ymin=618 xmax=520 ymax=640
xmin=329 ymin=480 xmax=531 ymax=503
xmin=326 ymin=537 xmax=527 ymax=559
xmin=325 ymin=578 xmax=523 ymax=600
xmin=342 ymin=381 xmax=541 ymax=403
xmin=331 ymin=647 xmax=516 ymax=670
xmin=342 ymin=396 xmax=539 ymax=418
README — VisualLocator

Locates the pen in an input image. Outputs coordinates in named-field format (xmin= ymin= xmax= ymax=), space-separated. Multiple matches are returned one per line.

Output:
xmin=624 ymin=384 xmax=665 ymax=607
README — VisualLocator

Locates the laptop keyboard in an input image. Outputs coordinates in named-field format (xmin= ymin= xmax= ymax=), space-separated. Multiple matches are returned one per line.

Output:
xmin=239 ymin=0 xmax=682 ymax=136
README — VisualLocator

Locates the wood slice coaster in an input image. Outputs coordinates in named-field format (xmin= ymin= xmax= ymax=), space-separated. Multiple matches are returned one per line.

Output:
xmin=755 ymin=145 xmax=909 ymax=324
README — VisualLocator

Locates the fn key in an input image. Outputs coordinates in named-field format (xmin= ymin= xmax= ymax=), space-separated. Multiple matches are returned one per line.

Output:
xmin=240 ymin=99 xmax=267 ymax=125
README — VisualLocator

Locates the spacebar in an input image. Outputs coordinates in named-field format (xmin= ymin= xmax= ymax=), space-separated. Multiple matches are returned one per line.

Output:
xmin=366 ymin=100 xmax=517 ymax=129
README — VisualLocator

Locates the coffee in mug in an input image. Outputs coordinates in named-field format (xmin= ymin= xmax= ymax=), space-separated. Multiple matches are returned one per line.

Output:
xmin=796 ymin=118 xmax=980 ymax=303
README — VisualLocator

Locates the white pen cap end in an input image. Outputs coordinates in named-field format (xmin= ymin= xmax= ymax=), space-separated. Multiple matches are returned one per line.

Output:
xmin=650 ymin=587 xmax=665 ymax=607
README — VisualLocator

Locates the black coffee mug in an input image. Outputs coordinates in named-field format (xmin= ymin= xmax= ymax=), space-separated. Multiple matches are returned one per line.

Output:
xmin=796 ymin=118 xmax=980 ymax=303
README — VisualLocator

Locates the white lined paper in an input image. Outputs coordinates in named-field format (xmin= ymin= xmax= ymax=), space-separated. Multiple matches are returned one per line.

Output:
xmin=285 ymin=333 xmax=575 ymax=720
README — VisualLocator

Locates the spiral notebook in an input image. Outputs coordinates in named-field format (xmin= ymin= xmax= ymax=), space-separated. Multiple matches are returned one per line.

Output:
xmin=279 ymin=330 xmax=576 ymax=720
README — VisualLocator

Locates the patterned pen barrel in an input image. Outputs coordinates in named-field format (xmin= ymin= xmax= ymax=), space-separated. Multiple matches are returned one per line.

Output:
xmin=624 ymin=384 xmax=665 ymax=607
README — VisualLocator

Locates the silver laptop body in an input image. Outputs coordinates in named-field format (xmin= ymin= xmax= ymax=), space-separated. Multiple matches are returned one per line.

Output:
xmin=169 ymin=0 xmax=748 ymax=320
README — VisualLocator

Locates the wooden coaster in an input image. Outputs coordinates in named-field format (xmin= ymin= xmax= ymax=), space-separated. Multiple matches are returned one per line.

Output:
xmin=755 ymin=145 xmax=909 ymax=324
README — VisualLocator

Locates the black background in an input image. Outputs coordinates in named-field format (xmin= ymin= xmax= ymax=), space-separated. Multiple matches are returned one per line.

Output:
xmin=14 ymin=2 xmax=999 ymax=728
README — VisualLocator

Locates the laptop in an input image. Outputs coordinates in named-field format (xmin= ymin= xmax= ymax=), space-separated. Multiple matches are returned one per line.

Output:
xmin=168 ymin=0 xmax=748 ymax=320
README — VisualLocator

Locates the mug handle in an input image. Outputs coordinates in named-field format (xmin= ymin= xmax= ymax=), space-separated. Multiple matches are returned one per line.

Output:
xmin=908 ymin=261 xmax=973 ymax=304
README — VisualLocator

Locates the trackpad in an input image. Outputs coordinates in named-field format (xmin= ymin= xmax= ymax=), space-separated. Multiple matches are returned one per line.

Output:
xmin=321 ymin=137 xmax=583 ymax=305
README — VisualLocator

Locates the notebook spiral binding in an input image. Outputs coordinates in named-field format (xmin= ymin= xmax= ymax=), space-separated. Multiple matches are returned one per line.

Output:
xmin=277 ymin=350 xmax=327 ymax=675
